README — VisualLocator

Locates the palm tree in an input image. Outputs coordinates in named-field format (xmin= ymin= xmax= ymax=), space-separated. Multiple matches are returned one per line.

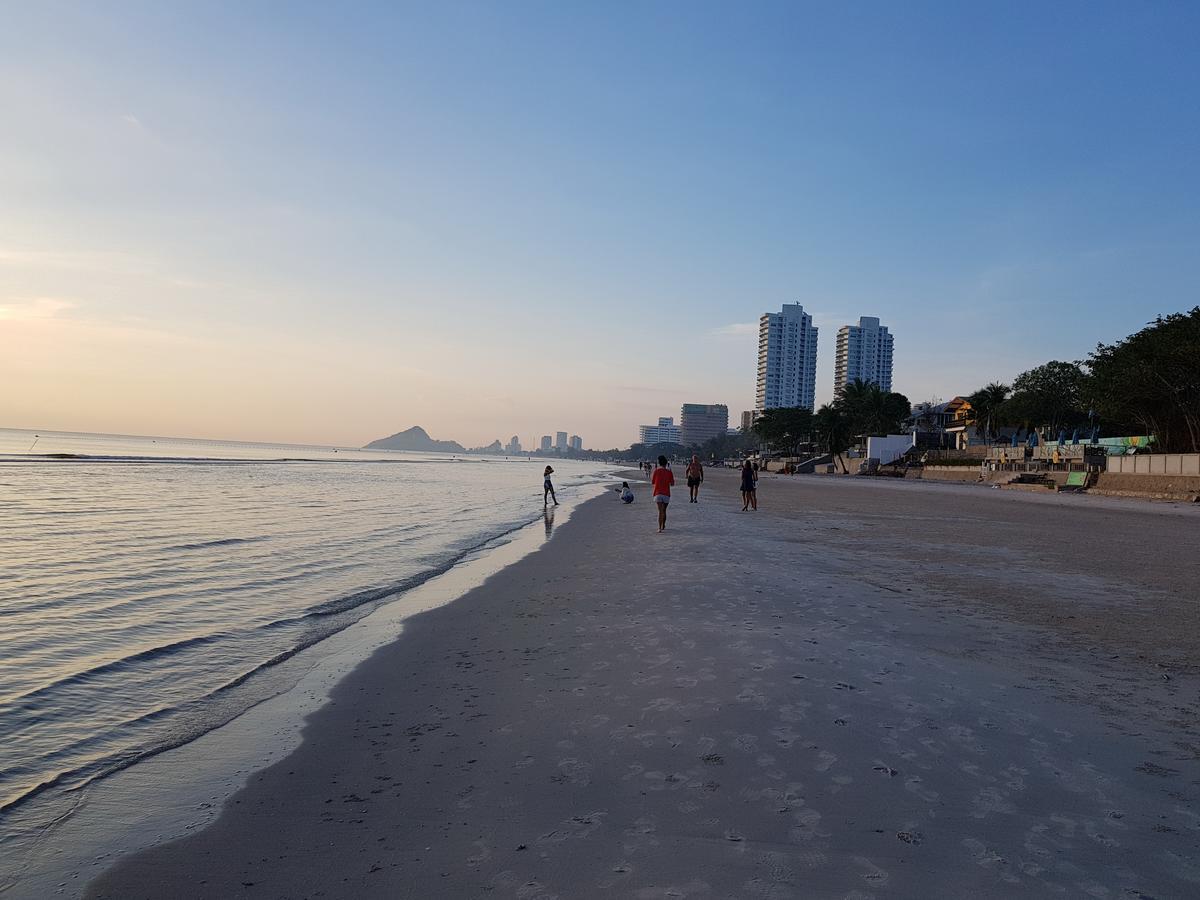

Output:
xmin=837 ymin=379 xmax=912 ymax=437
xmin=967 ymin=382 xmax=1010 ymax=444
xmin=814 ymin=403 xmax=851 ymax=473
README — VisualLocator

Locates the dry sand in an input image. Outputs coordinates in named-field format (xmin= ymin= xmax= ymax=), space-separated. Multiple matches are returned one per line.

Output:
xmin=88 ymin=470 xmax=1200 ymax=898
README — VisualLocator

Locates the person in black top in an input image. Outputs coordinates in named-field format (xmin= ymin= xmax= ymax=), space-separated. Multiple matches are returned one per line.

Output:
xmin=740 ymin=460 xmax=758 ymax=511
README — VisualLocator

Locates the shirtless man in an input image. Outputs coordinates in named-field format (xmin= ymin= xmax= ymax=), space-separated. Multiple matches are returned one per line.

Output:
xmin=685 ymin=455 xmax=704 ymax=503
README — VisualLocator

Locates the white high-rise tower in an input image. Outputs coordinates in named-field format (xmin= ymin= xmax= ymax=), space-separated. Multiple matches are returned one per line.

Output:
xmin=756 ymin=303 xmax=818 ymax=411
xmin=834 ymin=316 xmax=893 ymax=393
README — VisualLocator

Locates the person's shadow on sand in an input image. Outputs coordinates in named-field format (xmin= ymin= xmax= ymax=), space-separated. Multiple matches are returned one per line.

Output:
xmin=543 ymin=505 xmax=556 ymax=538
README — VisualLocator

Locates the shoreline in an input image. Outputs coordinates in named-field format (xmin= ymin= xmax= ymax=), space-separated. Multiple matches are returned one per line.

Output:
xmin=85 ymin=471 xmax=1199 ymax=898
xmin=3 ymin=485 xmax=606 ymax=899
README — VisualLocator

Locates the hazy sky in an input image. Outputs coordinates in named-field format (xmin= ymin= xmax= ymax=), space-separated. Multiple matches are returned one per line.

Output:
xmin=3 ymin=2 xmax=1198 ymax=449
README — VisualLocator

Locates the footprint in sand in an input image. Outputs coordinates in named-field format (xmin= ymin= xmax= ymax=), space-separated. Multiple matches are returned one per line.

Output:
xmin=734 ymin=734 xmax=759 ymax=754
xmin=852 ymin=856 xmax=889 ymax=885
xmin=904 ymin=774 xmax=940 ymax=802
xmin=790 ymin=808 xmax=822 ymax=842
xmin=466 ymin=840 xmax=491 ymax=865
xmin=555 ymin=758 xmax=592 ymax=786
xmin=961 ymin=837 xmax=1019 ymax=884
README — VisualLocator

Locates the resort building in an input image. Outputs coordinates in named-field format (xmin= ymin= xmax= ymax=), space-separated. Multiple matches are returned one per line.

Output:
xmin=834 ymin=316 xmax=894 ymax=393
xmin=942 ymin=397 xmax=976 ymax=450
xmin=757 ymin=303 xmax=818 ymax=410
xmin=540 ymin=435 xmax=552 ymax=452
xmin=555 ymin=432 xmax=568 ymax=451
xmin=680 ymin=403 xmax=729 ymax=447
xmin=638 ymin=417 xmax=682 ymax=445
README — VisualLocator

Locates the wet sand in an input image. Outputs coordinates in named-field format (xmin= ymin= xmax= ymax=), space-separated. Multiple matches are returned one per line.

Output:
xmin=89 ymin=470 xmax=1200 ymax=898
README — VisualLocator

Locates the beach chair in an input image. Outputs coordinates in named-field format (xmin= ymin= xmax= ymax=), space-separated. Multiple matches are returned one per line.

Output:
xmin=1058 ymin=471 xmax=1089 ymax=492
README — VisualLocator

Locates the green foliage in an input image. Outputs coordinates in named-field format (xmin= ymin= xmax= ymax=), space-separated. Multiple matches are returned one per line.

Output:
xmin=813 ymin=403 xmax=851 ymax=456
xmin=1086 ymin=308 xmax=1200 ymax=453
xmin=693 ymin=429 xmax=757 ymax=461
xmin=1002 ymin=361 xmax=1087 ymax=436
xmin=835 ymin=380 xmax=912 ymax=437
xmin=965 ymin=382 xmax=1010 ymax=442
xmin=752 ymin=407 xmax=813 ymax=454
xmin=612 ymin=441 xmax=685 ymax=462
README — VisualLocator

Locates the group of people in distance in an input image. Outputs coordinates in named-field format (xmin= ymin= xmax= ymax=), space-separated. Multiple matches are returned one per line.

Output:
xmin=549 ymin=456 xmax=760 ymax=533
xmin=638 ymin=454 xmax=759 ymax=532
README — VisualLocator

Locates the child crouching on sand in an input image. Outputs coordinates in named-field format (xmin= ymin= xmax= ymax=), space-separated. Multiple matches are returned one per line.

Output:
xmin=617 ymin=482 xmax=634 ymax=503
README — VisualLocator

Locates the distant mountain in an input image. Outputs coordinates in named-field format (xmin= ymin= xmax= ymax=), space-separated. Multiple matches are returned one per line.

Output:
xmin=363 ymin=426 xmax=466 ymax=453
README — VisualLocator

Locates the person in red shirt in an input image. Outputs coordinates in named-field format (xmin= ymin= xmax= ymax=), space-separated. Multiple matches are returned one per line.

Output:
xmin=650 ymin=454 xmax=675 ymax=533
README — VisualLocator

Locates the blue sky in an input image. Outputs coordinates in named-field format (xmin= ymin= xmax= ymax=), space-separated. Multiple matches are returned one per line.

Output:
xmin=2 ymin=1 xmax=1198 ymax=447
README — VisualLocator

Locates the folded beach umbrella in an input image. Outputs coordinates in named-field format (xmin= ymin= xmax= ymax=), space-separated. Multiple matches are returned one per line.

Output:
xmin=1058 ymin=429 xmax=1066 ymax=446
xmin=1027 ymin=430 xmax=1039 ymax=448
xmin=1070 ymin=428 xmax=1079 ymax=445
xmin=1011 ymin=432 xmax=1020 ymax=447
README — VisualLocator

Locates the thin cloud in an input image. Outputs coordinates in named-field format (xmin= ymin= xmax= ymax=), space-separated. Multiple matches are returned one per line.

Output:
xmin=611 ymin=384 xmax=686 ymax=395
xmin=708 ymin=322 xmax=758 ymax=337
xmin=0 ymin=296 xmax=77 ymax=321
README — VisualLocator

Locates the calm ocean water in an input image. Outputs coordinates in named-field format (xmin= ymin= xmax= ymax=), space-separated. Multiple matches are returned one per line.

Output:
xmin=0 ymin=428 xmax=609 ymax=860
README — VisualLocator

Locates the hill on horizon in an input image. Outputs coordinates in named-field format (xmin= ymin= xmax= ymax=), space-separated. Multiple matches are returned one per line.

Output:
xmin=363 ymin=426 xmax=467 ymax=454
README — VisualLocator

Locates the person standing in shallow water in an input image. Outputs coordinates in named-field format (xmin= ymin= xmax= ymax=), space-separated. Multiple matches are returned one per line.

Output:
xmin=543 ymin=465 xmax=558 ymax=506
xmin=651 ymin=455 xmax=674 ymax=533
xmin=740 ymin=459 xmax=758 ymax=511
xmin=685 ymin=455 xmax=704 ymax=503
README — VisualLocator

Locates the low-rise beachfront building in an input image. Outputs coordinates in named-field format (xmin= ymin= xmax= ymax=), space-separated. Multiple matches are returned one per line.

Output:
xmin=941 ymin=397 xmax=975 ymax=450
xmin=757 ymin=303 xmax=818 ymax=411
xmin=638 ymin=417 xmax=682 ymax=445
xmin=680 ymin=403 xmax=729 ymax=447
xmin=540 ymin=435 xmax=552 ymax=452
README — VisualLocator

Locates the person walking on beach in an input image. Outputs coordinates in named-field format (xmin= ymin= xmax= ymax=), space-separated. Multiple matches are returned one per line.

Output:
xmin=740 ymin=459 xmax=758 ymax=511
xmin=685 ymin=455 xmax=704 ymax=503
xmin=543 ymin=465 xmax=558 ymax=506
xmin=651 ymin=455 xmax=674 ymax=533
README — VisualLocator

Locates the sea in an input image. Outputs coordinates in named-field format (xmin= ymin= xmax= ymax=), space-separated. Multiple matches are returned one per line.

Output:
xmin=0 ymin=427 xmax=611 ymax=889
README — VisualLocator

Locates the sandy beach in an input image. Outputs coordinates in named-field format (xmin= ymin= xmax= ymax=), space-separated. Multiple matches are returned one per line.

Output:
xmin=87 ymin=469 xmax=1200 ymax=898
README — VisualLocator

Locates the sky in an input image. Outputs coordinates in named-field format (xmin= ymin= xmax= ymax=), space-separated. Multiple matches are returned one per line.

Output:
xmin=2 ymin=1 xmax=1198 ymax=449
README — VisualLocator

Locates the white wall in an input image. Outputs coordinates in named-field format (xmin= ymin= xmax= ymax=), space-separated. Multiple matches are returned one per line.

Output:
xmin=1107 ymin=454 xmax=1200 ymax=475
xmin=866 ymin=434 xmax=916 ymax=465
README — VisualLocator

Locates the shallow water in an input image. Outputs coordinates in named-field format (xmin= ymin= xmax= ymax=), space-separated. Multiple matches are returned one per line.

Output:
xmin=0 ymin=428 xmax=607 ymax=862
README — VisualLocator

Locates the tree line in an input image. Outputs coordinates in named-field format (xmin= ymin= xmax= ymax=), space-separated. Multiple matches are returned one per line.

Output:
xmin=753 ymin=380 xmax=912 ymax=461
xmin=957 ymin=308 xmax=1199 ymax=453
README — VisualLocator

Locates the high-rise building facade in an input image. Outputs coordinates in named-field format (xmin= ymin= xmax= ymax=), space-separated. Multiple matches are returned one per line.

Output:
xmin=680 ymin=404 xmax=729 ymax=447
xmin=757 ymin=303 xmax=818 ymax=411
xmin=540 ymin=435 xmax=552 ymax=452
xmin=638 ymin=416 xmax=681 ymax=445
xmin=555 ymin=431 xmax=568 ymax=451
xmin=834 ymin=316 xmax=893 ymax=393
xmin=569 ymin=435 xmax=582 ymax=452
xmin=740 ymin=410 xmax=760 ymax=432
